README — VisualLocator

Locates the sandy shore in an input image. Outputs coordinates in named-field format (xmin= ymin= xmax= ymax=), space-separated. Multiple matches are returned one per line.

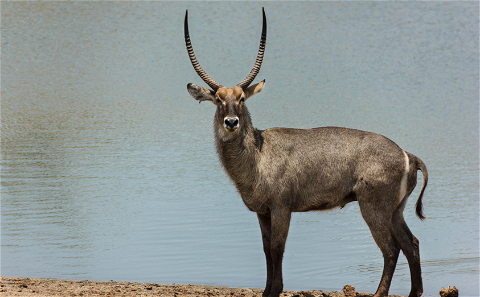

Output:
xmin=0 ymin=277 xmax=405 ymax=297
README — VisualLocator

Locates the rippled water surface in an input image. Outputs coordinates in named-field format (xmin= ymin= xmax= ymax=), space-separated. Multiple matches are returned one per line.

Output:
xmin=2 ymin=2 xmax=478 ymax=296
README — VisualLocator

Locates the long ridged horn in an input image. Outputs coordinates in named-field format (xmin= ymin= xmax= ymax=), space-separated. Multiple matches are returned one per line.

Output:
xmin=184 ymin=10 xmax=223 ymax=91
xmin=236 ymin=7 xmax=267 ymax=90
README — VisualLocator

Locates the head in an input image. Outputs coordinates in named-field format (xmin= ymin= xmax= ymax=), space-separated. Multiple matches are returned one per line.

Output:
xmin=184 ymin=8 xmax=267 ymax=134
xmin=187 ymin=81 xmax=265 ymax=133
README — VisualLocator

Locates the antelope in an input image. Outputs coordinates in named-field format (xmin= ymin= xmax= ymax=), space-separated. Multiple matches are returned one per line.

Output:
xmin=184 ymin=8 xmax=428 ymax=297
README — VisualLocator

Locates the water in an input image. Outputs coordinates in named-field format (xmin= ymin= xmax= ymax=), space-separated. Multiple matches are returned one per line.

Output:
xmin=1 ymin=2 xmax=478 ymax=296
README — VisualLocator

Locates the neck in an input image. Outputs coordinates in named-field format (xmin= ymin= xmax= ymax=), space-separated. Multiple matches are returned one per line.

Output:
xmin=214 ymin=108 xmax=260 ymax=196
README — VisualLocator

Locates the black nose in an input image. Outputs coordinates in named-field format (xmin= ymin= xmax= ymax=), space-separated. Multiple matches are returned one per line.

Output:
xmin=224 ymin=117 xmax=239 ymax=129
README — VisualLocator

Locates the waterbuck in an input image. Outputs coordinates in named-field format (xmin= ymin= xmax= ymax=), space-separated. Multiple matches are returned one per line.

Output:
xmin=184 ymin=8 xmax=428 ymax=297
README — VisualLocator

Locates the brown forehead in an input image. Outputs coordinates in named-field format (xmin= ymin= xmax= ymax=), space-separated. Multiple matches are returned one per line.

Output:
xmin=216 ymin=86 xmax=244 ymax=99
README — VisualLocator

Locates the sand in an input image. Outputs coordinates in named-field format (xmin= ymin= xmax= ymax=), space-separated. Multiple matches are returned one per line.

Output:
xmin=0 ymin=277 xmax=407 ymax=297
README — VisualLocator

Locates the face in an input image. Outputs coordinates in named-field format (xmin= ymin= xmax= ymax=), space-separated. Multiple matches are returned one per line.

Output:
xmin=186 ymin=80 xmax=265 ymax=134
xmin=214 ymin=86 xmax=246 ymax=133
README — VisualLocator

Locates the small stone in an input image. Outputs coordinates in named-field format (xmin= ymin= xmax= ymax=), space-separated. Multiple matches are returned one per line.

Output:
xmin=440 ymin=286 xmax=459 ymax=297
xmin=342 ymin=285 xmax=356 ymax=297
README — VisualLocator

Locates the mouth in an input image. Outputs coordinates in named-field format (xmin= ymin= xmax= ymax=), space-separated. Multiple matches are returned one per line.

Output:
xmin=224 ymin=126 xmax=238 ymax=133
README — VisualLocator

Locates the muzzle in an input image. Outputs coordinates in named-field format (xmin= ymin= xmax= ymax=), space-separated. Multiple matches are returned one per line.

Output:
xmin=224 ymin=117 xmax=239 ymax=130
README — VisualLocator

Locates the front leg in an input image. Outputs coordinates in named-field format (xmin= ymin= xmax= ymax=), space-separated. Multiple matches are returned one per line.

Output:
xmin=258 ymin=209 xmax=292 ymax=297
xmin=269 ymin=208 xmax=291 ymax=297
xmin=257 ymin=213 xmax=273 ymax=297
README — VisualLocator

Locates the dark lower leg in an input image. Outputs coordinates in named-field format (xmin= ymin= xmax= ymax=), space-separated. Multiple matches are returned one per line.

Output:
xmin=257 ymin=213 xmax=273 ymax=297
xmin=406 ymin=236 xmax=423 ymax=297
xmin=269 ymin=245 xmax=284 ymax=297
xmin=374 ymin=248 xmax=400 ymax=297
xmin=267 ymin=208 xmax=291 ymax=297
xmin=392 ymin=216 xmax=423 ymax=297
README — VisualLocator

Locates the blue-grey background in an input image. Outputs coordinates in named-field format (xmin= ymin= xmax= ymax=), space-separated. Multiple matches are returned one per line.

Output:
xmin=1 ymin=2 xmax=478 ymax=296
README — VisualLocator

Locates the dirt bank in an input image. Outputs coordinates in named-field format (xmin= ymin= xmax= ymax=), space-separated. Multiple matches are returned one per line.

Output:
xmin=0 ymin=277 xmax=405 ymax=297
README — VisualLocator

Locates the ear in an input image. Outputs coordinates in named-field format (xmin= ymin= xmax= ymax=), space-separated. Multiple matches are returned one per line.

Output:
xmin=187 ymin=83 xmax=216 ymax=104
xmin=244 ymin=79 xmax=265 ymax=100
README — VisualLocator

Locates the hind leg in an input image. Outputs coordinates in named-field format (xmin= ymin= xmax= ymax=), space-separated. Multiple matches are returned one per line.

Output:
xmin=359 ymin=205 xmax=400 ymax=297
xmin=392 ymin=210 xmax=423 ymax=297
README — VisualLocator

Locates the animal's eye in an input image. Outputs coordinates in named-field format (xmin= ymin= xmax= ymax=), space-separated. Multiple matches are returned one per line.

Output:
xmin=239 ymin=97 xmax=245 ymax=104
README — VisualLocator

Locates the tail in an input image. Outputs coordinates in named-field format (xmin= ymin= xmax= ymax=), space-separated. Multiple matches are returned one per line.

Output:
xmin=415 ymin=156 xmax=428 ymax=220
